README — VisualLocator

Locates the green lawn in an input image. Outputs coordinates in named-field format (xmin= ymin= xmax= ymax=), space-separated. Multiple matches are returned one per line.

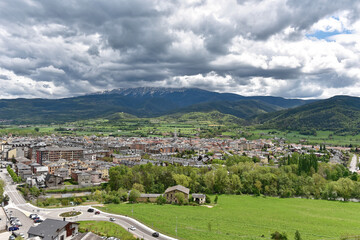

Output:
xmin=99 ymin=195 xmax=360 ymax=240
xmin=77 ymin=221 xmax=136 ymax=239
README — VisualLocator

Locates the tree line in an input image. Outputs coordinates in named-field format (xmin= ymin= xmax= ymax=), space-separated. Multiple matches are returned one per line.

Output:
xmin=108 ymin=153 xmax=359 ymax=201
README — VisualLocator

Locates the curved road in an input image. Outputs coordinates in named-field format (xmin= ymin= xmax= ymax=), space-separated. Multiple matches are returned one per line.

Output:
xmin=0 ymin=171 xmax=177 ymax=240
xmin=350 ymin=154 xmax=358 ymax=173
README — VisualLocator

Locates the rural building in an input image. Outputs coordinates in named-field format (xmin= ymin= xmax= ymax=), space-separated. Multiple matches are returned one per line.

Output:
xmin=192 ymin=194 xmax=206 ymax=204
xmin=164 ymin=185 xmax=190 ymax=203
xmin=137 ymin=193 xmax=161 ymax=203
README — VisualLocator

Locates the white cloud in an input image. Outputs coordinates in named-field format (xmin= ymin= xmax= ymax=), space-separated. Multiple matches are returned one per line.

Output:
xmin=0 ymin=0 xmax=359 ymax=99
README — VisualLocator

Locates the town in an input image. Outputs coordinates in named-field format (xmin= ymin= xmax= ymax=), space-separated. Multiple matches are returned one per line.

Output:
xmin=0 ymin=135 xmax=354 ymax=189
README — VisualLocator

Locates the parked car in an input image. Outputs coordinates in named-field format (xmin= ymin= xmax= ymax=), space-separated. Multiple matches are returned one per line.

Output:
xmin=12 ymin=220 xmax=22 ymax=226
xmin=34 ymin=219 xmax=43 ymax=223
xmin=95 ymin=211 xmax=100 ymax=215
xmin=8 ymin=226 xmax=19 ymax=231
xmin=129 ymin=226 xmax=136 ymax=231
xmin=87 ymin=208 xmax=94 ymax=213
xmin=8 ymin=235 xmax=15 ymax=240
xmin=109 ymin=217 xmax=115 ymax=222
xmin=9 ymin=217 xmax=18 ymax=221
xmin=152 ymin=232 xmax=159 ymax=237
xmin=29 ymin=214 xmax=38 ymax=219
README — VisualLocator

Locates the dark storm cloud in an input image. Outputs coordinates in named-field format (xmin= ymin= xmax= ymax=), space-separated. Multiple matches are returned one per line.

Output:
xmin=0 ymin=0 xmax=359 ymax=98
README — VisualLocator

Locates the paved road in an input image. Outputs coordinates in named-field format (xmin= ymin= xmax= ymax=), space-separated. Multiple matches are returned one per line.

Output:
xmin=0 ymin=171 xmax=177 ymax=240
xmin=350 ymin=154 xmax=358 ymax=173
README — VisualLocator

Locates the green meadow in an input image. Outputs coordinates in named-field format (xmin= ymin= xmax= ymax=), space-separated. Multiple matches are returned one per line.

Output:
xmin=100 ymin=195 xmax=360 ymax=240
xmin=247 ymin=129 xmax=360 ymax=146
xmin=77 ymin=221 xmax=136 ymax=239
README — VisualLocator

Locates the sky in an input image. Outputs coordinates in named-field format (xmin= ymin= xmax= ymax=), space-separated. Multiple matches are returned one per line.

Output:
xmin=0 ymin=0 xmax=360 ymax=99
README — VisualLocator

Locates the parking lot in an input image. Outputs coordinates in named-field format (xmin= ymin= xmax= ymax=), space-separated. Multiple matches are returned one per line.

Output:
xmin=6 ymin=208 xmax=36 ymax=238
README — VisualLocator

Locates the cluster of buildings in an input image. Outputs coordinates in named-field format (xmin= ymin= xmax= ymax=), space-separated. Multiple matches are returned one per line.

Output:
xmin=0 ymin=135 xmax=351 ymax=190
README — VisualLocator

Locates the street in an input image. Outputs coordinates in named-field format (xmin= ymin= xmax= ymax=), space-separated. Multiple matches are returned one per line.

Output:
xmin=0 ymin=171 xmax=177 ymax=240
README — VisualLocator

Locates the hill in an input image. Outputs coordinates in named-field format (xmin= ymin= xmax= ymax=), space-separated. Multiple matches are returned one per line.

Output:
xmin=255 ymin=95 xmax=360 ymax=134
xmin=157 ymin=111 xmax=245 ymax=125
xmin=174 ymin=99 xmax=282 ymax=119
xmin=0 ymin=87 xmax=312 ymax=124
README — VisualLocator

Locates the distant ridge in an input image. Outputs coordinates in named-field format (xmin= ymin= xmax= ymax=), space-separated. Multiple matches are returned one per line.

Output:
xmin=0 ymin=87 xmax=314 ymax=124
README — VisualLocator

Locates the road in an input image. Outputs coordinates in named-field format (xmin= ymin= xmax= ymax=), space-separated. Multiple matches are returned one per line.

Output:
xmin=349 ymin=154 xmax=358 ymax=173
xmin=0 ymin=171 xmax=177 ymax=240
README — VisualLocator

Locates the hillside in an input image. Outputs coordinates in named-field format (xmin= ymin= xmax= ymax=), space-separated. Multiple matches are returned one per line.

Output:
xmin=255 ymin=95 xmax=360 ymax=134
xmin=174 ymin=99 xmax=282 ymax=119
xmin=157 ymin=111 xmax=245 ymax=125
xmin=0 ymin=87 xmax=311 ymax=124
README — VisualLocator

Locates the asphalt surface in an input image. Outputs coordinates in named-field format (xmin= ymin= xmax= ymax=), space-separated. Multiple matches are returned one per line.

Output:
xmin=0 ymin=170 xmax=177 ymax=240
xmin=349 ymin=154 xmax=358 ymax=173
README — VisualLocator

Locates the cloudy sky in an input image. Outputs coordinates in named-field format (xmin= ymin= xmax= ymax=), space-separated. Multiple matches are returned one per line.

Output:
xmin=0 ymin=0 xmax=360 ymax=99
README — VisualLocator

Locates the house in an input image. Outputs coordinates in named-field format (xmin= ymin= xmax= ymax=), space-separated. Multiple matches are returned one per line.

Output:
xmin=89 ymin=171 xmax=102 ymax=184
xmin=164 ymin=185 xmax=190 ymax=203
xmin=55 ymin=167 xmax=71 ymax=179
xmin=45 ymin=174 xmax=64 ymax=188
xmin=34 ymin=166 xmax=49 ymax=176
xmin=77 ymin=172 xmax=91 ymax=187
xmin=28 ymin=218 xmax=79 ymax=240
xmin=192 ymin=194 xmax=206 ymax=204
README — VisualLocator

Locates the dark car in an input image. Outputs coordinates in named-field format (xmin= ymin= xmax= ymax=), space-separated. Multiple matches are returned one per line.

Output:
xmin=8 ymin=226 xmax=19 ymax=231
xmin=34 ymin=219 xmax=43 ymax=223
xmin=152 ymin=232 xmax=159 ymax=237
xmin=95 ymin=211 xmax=100 ymax=215
xmin=87 ymin=208 xmax=94 ymax=212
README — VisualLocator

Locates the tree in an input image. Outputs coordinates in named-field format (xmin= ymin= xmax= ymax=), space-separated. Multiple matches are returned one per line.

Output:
xmin=132 ymin=183 xmax=145 ymax=193
xmin=294 ymin=230 xmax=302 ymax=240
xmin=173 ymin=174 xmax=191 ymax=188
xmin=34 ymin=127 xmax=40 ymax=132
xmin=214 ymin=195 xmax=218 ymax=204
xmin=128 ymin=189 xmax=140 ymax=203
xmin=174 ymin=192 xmax=185 ymax=205
xmin=156 ymin=195 xmax=167 ymax=205
xmin=336 ymin=178 xmax=354 ymax=201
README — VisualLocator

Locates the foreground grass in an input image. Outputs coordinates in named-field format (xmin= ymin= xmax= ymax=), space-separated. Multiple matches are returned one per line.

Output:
xmin=99 ymin=195 xmax=360 ymax=240
xmin=77 ymin=221 xmax=136 ymax=240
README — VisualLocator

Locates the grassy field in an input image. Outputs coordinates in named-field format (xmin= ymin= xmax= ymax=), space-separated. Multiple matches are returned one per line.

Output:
xmin=99 ymin=195 xmax=360 ymax=240
xmin=77 ymin=221 xmax=136 ymax=239
xmin=247 ymin=129 xmax=360 ymax=146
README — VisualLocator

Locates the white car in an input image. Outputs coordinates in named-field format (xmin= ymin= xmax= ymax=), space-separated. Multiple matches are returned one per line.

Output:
xmin=109 ymin=217 xmax=115 ymax=222
xmin=129 ymin=226 xmax=136 ymax=231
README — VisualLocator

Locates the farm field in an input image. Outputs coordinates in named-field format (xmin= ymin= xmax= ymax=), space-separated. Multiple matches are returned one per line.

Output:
xmin=99 ymin=195 xmax=360 ymax=240
xmin=77 ymin=221 xmax=136 ymax=240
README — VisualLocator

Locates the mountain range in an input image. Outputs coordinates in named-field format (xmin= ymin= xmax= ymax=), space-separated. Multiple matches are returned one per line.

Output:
xmin=1 ymin=87 xmax=360 ymax=134
xmin=0 ymin=87 xmax=312 ymax=123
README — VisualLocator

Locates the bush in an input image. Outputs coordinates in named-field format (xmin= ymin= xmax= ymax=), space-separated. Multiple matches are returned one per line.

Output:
xmin=271 ymin=231 xmax=287 ymax=240
xmin=156 ymin=195 xmax=166 ymax=205
xmin=205 ymin=194 xmax=211 ymax=204
xmin=128 ymin=189 xmax=140 ymax=203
